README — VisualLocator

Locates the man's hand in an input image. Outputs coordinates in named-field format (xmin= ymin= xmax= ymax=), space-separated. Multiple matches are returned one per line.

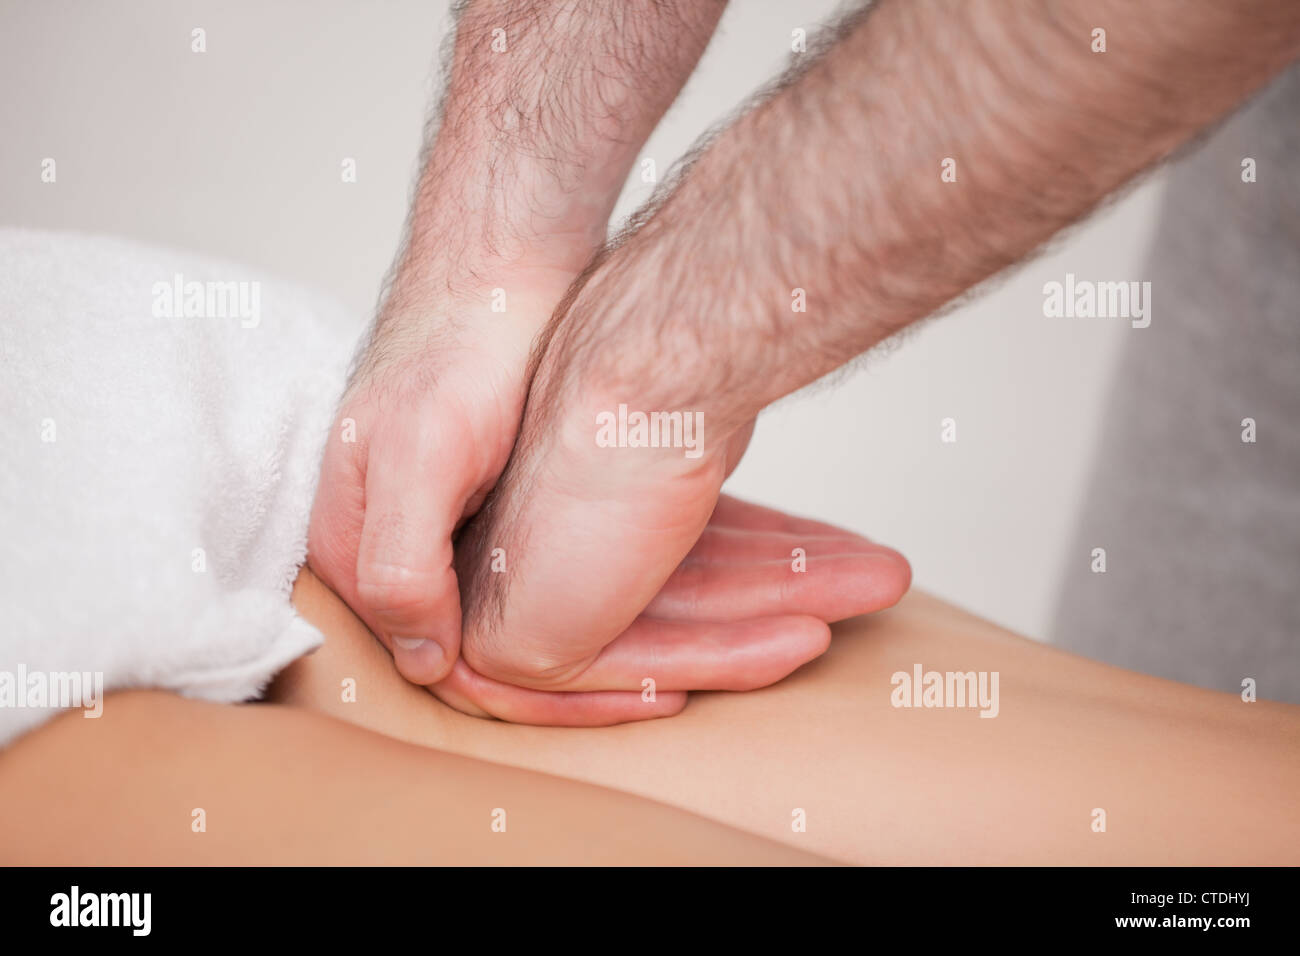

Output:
xmin=425 ymin=0 xmax=1300 ymax=703
xmin=307 ymin=274 xmax=569 ymax=684
xmin=434 ymin=263 xmax=912 ymax=710
xmin=438 ymin=493 xmax=912 ymax=723
xmin=306 ymin=0 xmax=728 ymax=694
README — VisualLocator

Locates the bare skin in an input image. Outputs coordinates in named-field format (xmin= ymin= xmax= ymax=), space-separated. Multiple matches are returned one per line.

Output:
xmin=0 ymin=689 xmax=824 ymax=865
xmin=448 ymin=0 xmax=1300 ymax=710
xmin=430 ymin=495 xmax=909 ymax=722
xmin=310 ymin=0 xmax=1300 ymax=719
xmin=307 ymin=0 xmax=737 ymax=710
xmin=0 ymin=496 xmax=898 ymax=863
xmin=274 ymin=567 xmax=1300 ymax=866
xmin=3 ymin=566 xmax=1294 ymax=864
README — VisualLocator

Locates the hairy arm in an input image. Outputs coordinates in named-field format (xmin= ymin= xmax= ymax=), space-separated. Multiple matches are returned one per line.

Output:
xmin=553 ymin=0 xmax=1300 ymax=434
xmin=436 ymin=0 xmax=1300 ymax=699
xmin=308 ymin=1 xmax=739 ymax=702
xmin=377 ymin=0 xmax=728 ymax=326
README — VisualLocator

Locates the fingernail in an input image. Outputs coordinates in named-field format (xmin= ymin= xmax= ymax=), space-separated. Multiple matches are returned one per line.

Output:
xmin=392 ymin=635 xmax=427 ymax=651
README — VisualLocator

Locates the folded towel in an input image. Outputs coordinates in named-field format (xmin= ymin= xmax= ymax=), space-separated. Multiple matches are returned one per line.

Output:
xmin=0 ymin=228 xmax=354 ymax=745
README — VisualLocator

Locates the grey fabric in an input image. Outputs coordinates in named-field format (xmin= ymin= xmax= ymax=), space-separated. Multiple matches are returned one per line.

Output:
xmin=1050 ymin=66 xmax=1300 ymax=703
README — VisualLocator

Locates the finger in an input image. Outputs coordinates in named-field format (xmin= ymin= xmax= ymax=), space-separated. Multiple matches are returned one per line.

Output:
xmin=680 ymin=522 xmax=877 ymax=565
xmin=430 ymin=658 xmax=688 ymax=726
xmin=539 ymin=614 xmax=833 ymax=693
xmin=355 ymin=426 xmax=464 ymax=685
xmin=709 ymin=494 xmax=866 ymax=538
xmin=646 ymin=545 xmax=911 ymax=624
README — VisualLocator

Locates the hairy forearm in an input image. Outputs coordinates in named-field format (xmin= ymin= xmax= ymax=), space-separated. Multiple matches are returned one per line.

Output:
xmin=560 ymin=0 xmax=1300 ymax=433
xmin=385 ymin=0 xmax=727 ymax=315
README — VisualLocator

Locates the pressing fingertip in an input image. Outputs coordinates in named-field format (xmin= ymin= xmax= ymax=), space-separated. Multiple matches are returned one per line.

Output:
xmin=391 ymin=634 xmax=451 ymax=685
xmin=633 ymin=690 xmax=689 ymax=720
xmin=874 ymin=547 xmax=913 ymax=608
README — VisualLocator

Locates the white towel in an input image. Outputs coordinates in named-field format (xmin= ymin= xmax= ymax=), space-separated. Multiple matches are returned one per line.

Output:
xmin=0 ymin=228 xmax=354 ymax=745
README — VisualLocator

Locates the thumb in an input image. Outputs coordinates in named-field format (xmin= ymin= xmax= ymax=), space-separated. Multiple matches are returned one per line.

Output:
xmin=354 ymin=430 xmax=463 ymax=685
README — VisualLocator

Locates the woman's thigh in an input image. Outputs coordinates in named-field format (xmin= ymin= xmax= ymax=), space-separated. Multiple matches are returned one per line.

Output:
xmin=276 ymin=569 xmax=1300 ymax=865
xmin=0 ymin=688 xmax=823 ymax=865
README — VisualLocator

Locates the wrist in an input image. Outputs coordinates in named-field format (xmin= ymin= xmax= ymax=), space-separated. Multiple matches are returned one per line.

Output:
xmin=408 ymin=132 xmax=618 ymax=278
xmin=377 ymin=231 xmax=589 ymax=365
xmin=551 ymin=228 xmax=768 ymax=444
xmin=533 ymin=335 xmax=730 ymax=492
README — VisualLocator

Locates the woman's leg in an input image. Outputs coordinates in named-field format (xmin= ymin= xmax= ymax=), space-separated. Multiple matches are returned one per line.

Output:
xmin=274 ymin=568 xmax=1300 ymax=865
xmin=0 ymin=688 xmax=825 ymax=865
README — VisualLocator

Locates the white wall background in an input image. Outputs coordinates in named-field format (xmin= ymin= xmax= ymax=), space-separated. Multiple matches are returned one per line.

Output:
xmin=0 ymin=0 xmax=1166 ymax=638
